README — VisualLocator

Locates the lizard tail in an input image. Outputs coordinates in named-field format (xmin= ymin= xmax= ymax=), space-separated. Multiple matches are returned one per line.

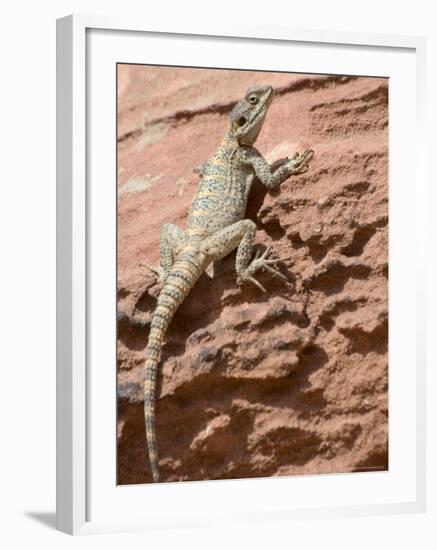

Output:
xmin=144 ymin=248 xmax=208 ymax=482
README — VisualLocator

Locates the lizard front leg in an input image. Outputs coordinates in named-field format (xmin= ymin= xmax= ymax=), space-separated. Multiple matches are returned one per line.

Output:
xmin=242 ymin=147 xmax=313 ymax=189
xmin=142 ymin=223 xmax=187 ymax=283
xmin=200 ymin=220 xmax=285 ymax=292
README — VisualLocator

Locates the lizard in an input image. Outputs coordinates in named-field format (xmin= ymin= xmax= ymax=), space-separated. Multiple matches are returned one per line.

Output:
xmin=142 ymin=84 xmax=314 ymax=482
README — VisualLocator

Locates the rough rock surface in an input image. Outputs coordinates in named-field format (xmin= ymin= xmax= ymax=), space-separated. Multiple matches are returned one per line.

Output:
xmin=117 ymin=65 xmax=388 ymax=484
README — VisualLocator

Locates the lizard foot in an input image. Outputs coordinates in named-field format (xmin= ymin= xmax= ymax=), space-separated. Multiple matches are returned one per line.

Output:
xmin=287 ymin=149 xmax=314 ymax=175
xmin=237 ymin=247 xmax=288 ymax=292
xmin=139 ymin=262 xmax=167 ymax=284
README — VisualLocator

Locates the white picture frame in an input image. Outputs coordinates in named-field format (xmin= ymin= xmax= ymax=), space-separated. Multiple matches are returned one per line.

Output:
xmin=56 ymin=14 xmax=427 ymax=535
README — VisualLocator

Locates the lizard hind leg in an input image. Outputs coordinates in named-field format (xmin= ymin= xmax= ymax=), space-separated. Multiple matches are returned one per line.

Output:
xmin=200 ymin=219 xmax=285 ymax=293
xmin=142 ymin=223 xmax=187 ymax=284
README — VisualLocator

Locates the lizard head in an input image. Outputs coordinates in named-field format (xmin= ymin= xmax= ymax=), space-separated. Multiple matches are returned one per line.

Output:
xmin=230 ymin=85 xmax=274 ymax=145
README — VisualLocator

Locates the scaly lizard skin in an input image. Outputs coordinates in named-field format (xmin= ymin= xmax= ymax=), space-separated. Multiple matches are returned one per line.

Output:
xmin=143 ymin=85 xmax=313 ymax=482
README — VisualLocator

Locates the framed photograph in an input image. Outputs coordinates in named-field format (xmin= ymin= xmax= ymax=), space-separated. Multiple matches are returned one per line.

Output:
xmin=56 ymin=15 xmax=426 ymax=535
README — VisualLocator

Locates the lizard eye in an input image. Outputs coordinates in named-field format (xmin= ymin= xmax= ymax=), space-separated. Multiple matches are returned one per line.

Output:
xmin=248 ymin=95 xmax=258 ymax=104
xmin=237 ymin=116 xmax=247 ymax=127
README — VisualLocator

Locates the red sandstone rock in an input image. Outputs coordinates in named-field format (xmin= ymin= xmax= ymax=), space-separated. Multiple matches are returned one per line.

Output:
xmin=117 ymin=65 xmax=388 ymax=484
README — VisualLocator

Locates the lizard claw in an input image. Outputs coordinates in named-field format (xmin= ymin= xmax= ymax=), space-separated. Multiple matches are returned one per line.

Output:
xmin=237 ymin=273 xmax=267 ymax=293
xmin=288 ymin=148 xmax=314 ymax=174
xmin=257 ymin=247 xmax=289 ymax=281
xmin=237 ymin=246 xmax=288 ymax=291
xmin=247 ymin=276 xmax=267 ymax=293
xmin=265 ymin=256 xmax=291 ymax=264
xmin=263 ymin=263 xmax=288 ymax=282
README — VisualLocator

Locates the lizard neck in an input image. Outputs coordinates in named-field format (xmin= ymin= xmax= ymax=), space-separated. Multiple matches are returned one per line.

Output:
xmin=222 ymin=124 xmax=239 ymax=150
